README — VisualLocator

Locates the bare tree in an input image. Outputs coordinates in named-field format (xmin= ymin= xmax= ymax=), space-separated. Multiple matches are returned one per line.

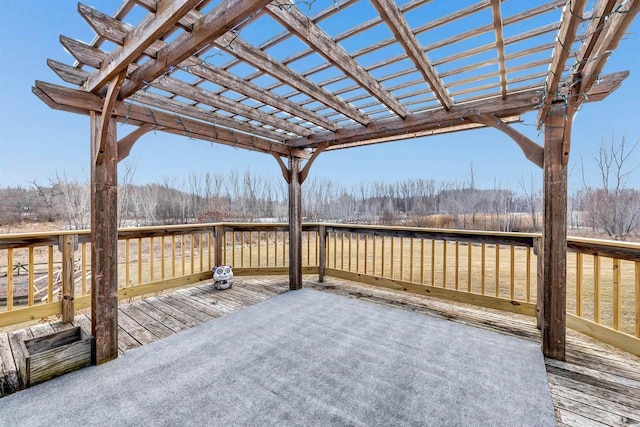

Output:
xmin=519 ymin=173 xmax=541 ymax=232
xmin=581 ymin=132 xmax=640 ymax=240
xmin=118 ymin=160 xmax=137 ymax=227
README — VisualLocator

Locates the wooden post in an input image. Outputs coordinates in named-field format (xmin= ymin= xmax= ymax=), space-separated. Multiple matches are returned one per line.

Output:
xmin=289 ymin=156 xmax=302 ymax=290
xmin=90 ymin=112 xmax=119 ymax=365
xmin=60 ymin=234 xmax=77 ymax=323
xmin=318 ymin=225 xmax=326 ymax=282
xmin=215 ymin=225 xmax=225 ymax=266
xmin=542 ymin=102 xmax=568 ymax=361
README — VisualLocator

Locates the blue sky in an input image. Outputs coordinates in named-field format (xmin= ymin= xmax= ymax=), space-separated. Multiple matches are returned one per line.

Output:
xmin=0 ymin=1 xmax=638 ymax=193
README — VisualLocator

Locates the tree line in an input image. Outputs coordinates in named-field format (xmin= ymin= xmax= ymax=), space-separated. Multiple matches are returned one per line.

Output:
xmin=1 ymin=134 xmax=638 ymax=240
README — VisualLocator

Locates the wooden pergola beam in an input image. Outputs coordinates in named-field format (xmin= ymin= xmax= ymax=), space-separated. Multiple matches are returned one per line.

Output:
xmin=576 ymin=0 xmax=639 ymax=104
xmin=293 ymin=71 xmax=627 ymax=149
xmin=47 ymin=59 xmax=290 ymax=142
xmin=295 ymin=88 xmax=543 ymax=148
xmin=181 ymin=59 xmax=340 ymax=132
xmin=214 ymin=33 xmax=371 ymax=126
xmin=83 ymin=0 xmax=201 ymax=93
xmin=119 ymin=0 xmax=272 ymax=99
xmin=155 ymin=76 xmax=313 ymax=137
xmin=574 ymin=0 xmax=618 ymax=73
xmin=537 ymin=0 xmax=588 ymax=125
xmin=370 ymin=0 xmax=453 ymax=109
xmin=33 ymin=81 xmax=308 ymax=159
xmin=266 ymin=3 xmax=409 ymax=119
xmin=77 ymin=3 xmax=340 ymax=133
xmin=324 ymin=116 xmax=522 ymax=151
xmin=489 ymin=0 xmax=508 ymax=99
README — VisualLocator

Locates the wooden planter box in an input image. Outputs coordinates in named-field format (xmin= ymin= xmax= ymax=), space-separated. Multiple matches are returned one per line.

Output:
xmin=15 ymin=327 xmax=94 ymax=388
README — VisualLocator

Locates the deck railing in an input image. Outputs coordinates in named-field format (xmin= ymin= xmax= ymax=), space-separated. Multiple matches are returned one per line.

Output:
xmin=1 ymin=223 xmax=638 ymax=355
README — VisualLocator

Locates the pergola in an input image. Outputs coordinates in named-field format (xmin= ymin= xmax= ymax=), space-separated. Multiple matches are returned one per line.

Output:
xmin=33 ymin=0 xmax=637 ymax=365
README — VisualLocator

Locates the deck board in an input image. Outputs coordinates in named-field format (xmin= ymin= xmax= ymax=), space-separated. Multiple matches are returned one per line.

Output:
xmin=0 ymin=275 xmax=638 ymax=427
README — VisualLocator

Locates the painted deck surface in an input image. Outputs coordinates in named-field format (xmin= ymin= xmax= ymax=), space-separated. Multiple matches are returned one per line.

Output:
xmin=1 ymin=276 xmax=639 ymax=426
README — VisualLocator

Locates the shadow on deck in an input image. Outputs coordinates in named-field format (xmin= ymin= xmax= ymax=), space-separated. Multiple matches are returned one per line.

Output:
xmin=1 ymin=275 xmax=639 ymax=426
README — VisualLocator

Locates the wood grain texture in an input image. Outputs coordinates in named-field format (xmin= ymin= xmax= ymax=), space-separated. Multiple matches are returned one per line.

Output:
xmin=119 ymin=0 xmax=273 ymax=98
xmin=288 ymin=157 xmax=302 ymax=290
xmin=542 ymin=102 xmax=569 ymax=360
xmin=61 ymin=234 xmax=76 ymax=323
xmin=91 ymin=114 xmax=119 ymax=364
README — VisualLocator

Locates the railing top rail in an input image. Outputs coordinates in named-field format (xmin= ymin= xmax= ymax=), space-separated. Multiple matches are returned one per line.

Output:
xmin=319 ymin=223 xmax=541 ymax=239
xmin=1 ymin=223 xmax=638 ymax=257
xmin=567 ymin=236 xmax=640 ymax=251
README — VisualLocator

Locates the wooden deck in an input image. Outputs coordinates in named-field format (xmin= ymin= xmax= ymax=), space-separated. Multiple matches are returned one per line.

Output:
xmin=1 ymin=276 xmax=639 ymax=426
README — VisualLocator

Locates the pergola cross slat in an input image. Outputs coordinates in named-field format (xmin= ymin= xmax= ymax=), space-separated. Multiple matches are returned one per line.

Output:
xmin=31 ymin=0 xmax=637 ymax=365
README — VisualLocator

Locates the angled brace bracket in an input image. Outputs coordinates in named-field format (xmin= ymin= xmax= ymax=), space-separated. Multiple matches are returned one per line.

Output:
xmin=299 ymin=142 xmax=329 ymax=184
xmin=95 ymin=71 xmax=126 ymax=165
xmin=117 ymin=124 xmax=161 ymax=162
xmin=471 ymin=114 xmax=544 ymax=169
xmin=272 ymin=142 xmax=329 ymax=185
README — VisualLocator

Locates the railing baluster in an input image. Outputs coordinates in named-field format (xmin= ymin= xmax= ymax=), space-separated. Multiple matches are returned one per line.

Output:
xmin=125 ymin=239 xmax=131 ymax=286
xmin=399 ymin=237 xmax=403 ymax=281
xmin=348 ymin=233 xmax=353 ymax=272
xmin=28 ymin=247 xmax=34 ymax=307
xmin=510 ymin=245 xmax=515 ymax=300
xmin=576 ymin=252 xmax=583 ymax=316
xmin=381 ymin=236 xmax=385 ymax=277
xmin=467 ymin=243 xmax=472 ymax=293
xmin=594 ymin=254 xmax=601 ymax=323
xmin=481 ymin=243 xmax=486 ymax=295
xmin=257 ymin=231 xmax=261 ymax=267
xmin=307 ymin=230 xmax=311 ymax=267
xmin=232 ymin=232 xmax=236 ymax=268
xmin=526 ymin=246 xmax=531 ymax=303
xmin=420 ymin=239 xmax=425 ymax=285
xmin=81 ymin=242 xmax=87 ymax=295
xmin=333 ymin=232 xmax=337 ymax=269
xmin=364 ymin=235 xmax=368 ymax=275
xmin=267 ymin=231 xmax=271 ymax=267
xmin=634 ymin=261 xmax=640 ymax=338
xmin=7 ymin=248 xmax=13 ymax=311
xmin=372 ymin=235 xmax=377 ymax=276
xmin=454 ymin=241 xmax=459 ymax=290
xmin=442 ymin=241 xmax=447 ymax=289
xmin=48 ymin=246 xmax=54 ymax=302
xmin=274 ymin=231 xmax=278 ymax=267
xmin=138 ymin=237 xmax=143 ymax=285
xmin=341 ymin=233 xmax=345 ymax=270
xmin=161 ymin=236 xmax=166 ymax=279
xmin=613 ymin=258 xmax=620 ymax=331
xmin=495 ymin=244 xmax=500 ymax=297
xmin=199 ymin=233 xmax=204 ymax=272
xmin=240 ymin=232 xmax=244 ymax=268
xmin=207 ymin=232 xmax=212 ymax=271
xmin=391 ymin=237 xmax=395 ymax=279
xmin=410 ymin=238 xmax=414 ymax=283
xmin=282 ymin=231 xmax=286 ymax=267
xmin=149 ymin=237 xmax=154 ymax=282
xmin=355 ymin=233 xmax=359 ymax=273
xmin=171 ymin=235 xmax=176 ymax=277
xmin=431 ymin=240 xmax=435 ymax=286
xmin=181 ymin=235 xmax=186 ymax=274
xmin=249 ymin=231 xmax=254 ymax=268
